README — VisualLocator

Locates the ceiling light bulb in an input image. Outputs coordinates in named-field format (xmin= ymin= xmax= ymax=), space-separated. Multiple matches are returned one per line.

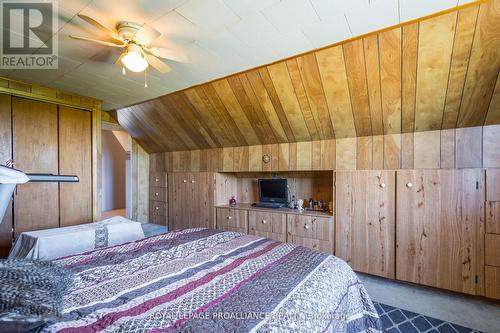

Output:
xmin=121 ymin=50 xmax=148 ymax=73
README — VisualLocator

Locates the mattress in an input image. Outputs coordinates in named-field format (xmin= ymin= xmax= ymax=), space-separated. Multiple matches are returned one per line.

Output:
xmin=43 ymin=228 xmax=381 ymax=332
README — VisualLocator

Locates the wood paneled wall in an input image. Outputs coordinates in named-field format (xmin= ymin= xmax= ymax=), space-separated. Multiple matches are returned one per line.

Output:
xmin=120 ymin=0 xmax=500 ymax=153
xmin=150 ymin=125 xmax=500 ymax=173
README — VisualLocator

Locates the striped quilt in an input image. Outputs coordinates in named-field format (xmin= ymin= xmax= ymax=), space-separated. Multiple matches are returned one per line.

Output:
xmin=43 ymin=228 xmax=381 ymax=333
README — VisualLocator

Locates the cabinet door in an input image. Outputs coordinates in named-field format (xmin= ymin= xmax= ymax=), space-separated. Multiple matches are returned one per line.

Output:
xmin=216 ymin=208 xmax=248 ymax=233
xmin=248 ymin=211 xmax=286 ymax=242
xmin=192 ymin=172 xmax=214 ymax=229
xmin=335 ymin=170 xmax=396 ymax=278
xmin=396 ymin=169 xmax=484 ymax=295
xmin=59 ymin=106 xmax=92 ymax=226
xmin=287 ymin=215 xmax=333 ymax=253
xmin=13 ymin=97 xmax=59 ymax=234
xmin=168 ymin=173 xmax=187 ymax=231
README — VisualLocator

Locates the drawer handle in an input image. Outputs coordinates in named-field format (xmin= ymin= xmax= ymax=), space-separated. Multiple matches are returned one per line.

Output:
xmin=191 ymin=180 xmax=195 ymax=183
xmin=183 ymin=180 xmax=187 ymax=183
xmin=262 ymin=219 xmax=267 ymax=224
xmin=304 ymin=224 xmax=310 ymax=230
xmin=155 ymin=206 xmax=159 ymax=210
xmin=406 ymin=182 xmax=413 ymax=188
xmin=227 ymin=216 xmax=232 ymax=220
xmin=380 ymin=183 xmax=386 ymax=188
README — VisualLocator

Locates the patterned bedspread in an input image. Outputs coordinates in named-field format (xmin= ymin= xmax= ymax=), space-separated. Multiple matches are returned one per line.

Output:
xmin=43 ymin=228 xmax=381 ymax=333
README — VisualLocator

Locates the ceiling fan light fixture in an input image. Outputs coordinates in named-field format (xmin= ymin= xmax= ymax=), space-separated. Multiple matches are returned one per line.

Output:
xmin=121 ymin=44 xmax=148 ymax=72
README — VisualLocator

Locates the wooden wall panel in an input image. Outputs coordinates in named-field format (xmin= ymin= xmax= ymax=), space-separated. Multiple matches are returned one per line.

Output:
xmin=486 ymin=169 xmax=500 ymax=202
xmin=383 ymin=134 xmax=401 ymax=169
xmin=414 ymin=131 xmax=441 ymax=169
xmin=59 ymin=106 xmax=92 ymax=226
xmin=456 ymin=127 xmax=483 ymax=168
xmin=440 ymin=129 xmax=456 ymax=168
xmin=486 ymin=202 xmax=500 ymax=234
xmin=485 ymin=266 xmax=500 ymax=299
xmin=401 ymin=23 xmax=419 ymax=133
xmin=415 ymin=12 xmax=456 ymax=131
xmin=458 ymin=0 xmax=500 ymax=127
xmin=117 ymin=2 xmax=498 ymax=153
xmin=485 ymin=233 xmax=500 ymax=266
xmin=379 ymin=28 xmax=402 ymax=134
xmin=483 ymin=125 xmax=500 ymax=168
xmin=336 ymin=138 xmax=357 ymax=170
xmin=401 ymin=133 xmax=414 ymax=169
xmin=316 ymin=46 xmax=356 ymax=138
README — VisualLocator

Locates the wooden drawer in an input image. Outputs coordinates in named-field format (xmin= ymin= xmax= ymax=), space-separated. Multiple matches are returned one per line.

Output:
xmin=486 ymin=202 xmax=500 ymax=234
xmin=150 ymin=200 xmax=167 ymax=216
xmin=485 ymin=233 xmax=500 ymax=267
xmin=150 ymin=214 xmax=167 ymax=226
xmin=287 ymin=215 xmax=332 ymax=241
xmin=150 ymin=186 xmax=167 ymax=202
xmin=249 ymin=211 xmax=286 ymax=242
xmin=216 ymin=208 xmax=248 ymax=233
xmin=286 ymin=235 xmax=333 ymax=253
xmin=485 ymin=266 xmax=500 ymax=300
xmin=150 ymin=172 xmax=167 ymax=187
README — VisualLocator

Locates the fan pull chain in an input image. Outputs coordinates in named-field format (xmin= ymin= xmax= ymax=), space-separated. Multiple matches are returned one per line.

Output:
xmin=122 ymin=67 xmax=126 ymax=75
xmin=144 ymin=69 xmax=148 ymax=88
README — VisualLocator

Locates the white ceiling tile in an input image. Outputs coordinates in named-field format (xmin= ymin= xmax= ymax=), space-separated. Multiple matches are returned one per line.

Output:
xmin=175 ymin=0 xmax=240 ymax=32
xmin=264 ymin=30 xmax=314 ymax=59
xmin=223 ymin=0 xmax=279 ymax=17
xmin=262 ymin=0 xmax=320 ymax=32
xmin=458 ymin=0 xmax=476 ymax=4
xmin=150 ymin=11 xmax=208 ymax=44
xmin=310 ymin=0 xmax=366 ymax=20
xmin=226 ymin=13 xmax=281 ymax=46
xmin=399 ymin=0 xmax=457 ymax=22
xmin=345 ymin=0 xmax=399 ymax=36
xmin=195 ymin=30 xmax=253 ymax=66
xmin=302 ymin=18 xmax=352 ymax=48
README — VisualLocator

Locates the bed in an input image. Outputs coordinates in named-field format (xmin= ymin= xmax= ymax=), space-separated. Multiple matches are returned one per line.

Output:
xmin=42 ymin=228 xmax=381 ymax=332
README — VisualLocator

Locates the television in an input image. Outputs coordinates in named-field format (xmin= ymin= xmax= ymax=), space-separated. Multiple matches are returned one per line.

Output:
xmin=258 ymin=178 xmax=288 ymax=204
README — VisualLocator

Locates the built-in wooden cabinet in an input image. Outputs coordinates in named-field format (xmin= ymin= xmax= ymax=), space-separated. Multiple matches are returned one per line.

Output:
xmin=396 ymin=169 xmax=484 ymax=295
xmin=216 ymin=208 xmax=248 ymax=233
xmin=335 ymin=171 xmax=396 ymax=278
xmin=485 ymin=169 xmax=500 ymax=299
xmin=168 ymin=172 xmax=214 ymax=231
xmin=249 ymin=210 xmax=286 ymax=242
xmin=149 ymin=172 xmax=168 ymax=226
xmin=287 ymin=215 xmax=333 ymax=253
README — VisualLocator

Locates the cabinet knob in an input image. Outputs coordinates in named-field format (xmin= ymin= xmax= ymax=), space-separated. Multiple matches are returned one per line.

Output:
xmin=227 ymin=216 xmax=232 ymax=220
xmin=155 ymin=206 xmax=159 ymax=210
xmin=304 ymin=224 xmax=310 ymax=230
xmin=155 ymin=178 xmax=159 ymax=182
xmin=183 ymin=180 xmax=187 ymax=183
xmin=191 ymin=180 xmax=195 ymax=183
xmin=406 ymin=182 xmax=413 ymax=188
xmin=155 ymin=192 xmax=159 ymax=196
xmin=261 ymin=219 xmax=267 ymax=224
xmin=380 ymin=183 xmax=386 ymax=188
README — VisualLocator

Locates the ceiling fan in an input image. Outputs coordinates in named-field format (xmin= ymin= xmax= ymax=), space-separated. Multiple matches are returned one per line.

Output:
xmin=70 ymin=14 xmax=188 ymax=85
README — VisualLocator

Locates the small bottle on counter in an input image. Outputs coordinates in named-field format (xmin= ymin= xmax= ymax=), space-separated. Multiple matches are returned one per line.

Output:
xmin=229 ymin=196 xmax=237 ymax=207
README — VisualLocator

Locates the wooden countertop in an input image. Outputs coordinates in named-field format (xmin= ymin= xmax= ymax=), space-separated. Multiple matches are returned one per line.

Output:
xmin=215 ymin=203 xmax=333 ymax=218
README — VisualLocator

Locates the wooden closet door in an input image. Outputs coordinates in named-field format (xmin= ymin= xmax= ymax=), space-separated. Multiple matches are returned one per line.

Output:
xmin=192 ymin=172 xmax=214 ymax=229
xmin=13 ymin=97 xmax=59 ymax=234
xmin=396 ymin=169 xmax=484 ymax=295
xmin=168 ymin=172 xmax=187 ymax=231
xmin=59 ymin=106 xmax=92 ymax=226
xmin=335 ymin=170 xmax=396 ymax=278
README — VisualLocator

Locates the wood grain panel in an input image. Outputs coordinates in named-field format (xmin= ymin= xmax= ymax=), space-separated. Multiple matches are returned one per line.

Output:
xmin=440 ymin=129 xmax=456 ymax=168
xmin=458 ymin=0 xmax=500 ymax=127
xmin=485 ymin=266 xmax=500 ymax=299
xmin=485 ymin=233 xmax=500 ymax=266
xmin=321 ymin=139 xmax=335 ymax=170
xmin=485 ymin=74 xmax=500 ymax=125
xmin=379 ymin=28 xmax=402 ymax=134
xmin=336 ymin=138 xmax=357 ymax=170
xmin=383 ymin=134 xmax=401 ymax=169
xmin=414 ymin=131 xmax=441 ymax=169
xmin=486 ymin=202 xmax=500 ymax=234
xmin=486 ymin=169 xmax=500 ymax=202
xmin=316 ymin=46 xmax=356 ymax=138
xmin=222 ymin=147 xmax=234 ymax=172
xmin=363 ymin=35 xmax=384 ymax=136
xmin=415 ymin=12 xmax=457 ymax=131
xmin=296 ymin=141 xmax=312 ymax=171
xmin=248 ymin=145 xmax=263 ymax=172
xmin=59 ymin=106 xmax=92 ymax=226
xmin=233 ymin=146 xmax=249 ymax=172
xmin=396 ymin=169 xmax=484 ymax=295
xmin=402 ymin=23 xmax=419 ymax=133
xmin=456 ymin=127 xmax=482 ymax=168
xmin=357 ymin=136 xmax=373 ymax=170
xmin=442 ymin=6 xmax=479 ymax=128
xmin=401 ymin=133 xmax=414 ymax=169
xmin=483 ymin=125 xmax=500 ymax=168
xmin=336 ymin=171 xmax=396 ymax=278
xmin=343 ymin=39 xmax=372 ymax=136
xmin=278 ymin=143 xmax=290 ymax=171
xmin=267 ymin=62 xmax=310 ymax=141
xmin=12 ymin=97 xmax=59 ymax=234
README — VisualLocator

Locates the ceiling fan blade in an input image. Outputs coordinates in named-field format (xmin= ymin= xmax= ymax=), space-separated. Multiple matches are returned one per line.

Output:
xmin=134 ymin=23 xmax=161 ymax=45
xmin=69 ymin=35 xmax=126 ymax=47
xmin=77 ymin=14 xmax=123 ymax=41
xmin=146 ymin=47 xmax=188 ymax=63
xmin=114 ymin=51 xmax=126 ymax=65
xmin=144 ymin=54 xmax=171 ymax=73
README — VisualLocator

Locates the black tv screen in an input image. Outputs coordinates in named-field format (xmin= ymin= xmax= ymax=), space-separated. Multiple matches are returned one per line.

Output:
xmin=258 ymin=179 xmax=287 ymax=203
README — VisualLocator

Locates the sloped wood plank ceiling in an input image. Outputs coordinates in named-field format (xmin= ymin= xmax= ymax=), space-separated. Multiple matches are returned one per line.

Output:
xmin=118 ymin=0 xmax=500 ymax=153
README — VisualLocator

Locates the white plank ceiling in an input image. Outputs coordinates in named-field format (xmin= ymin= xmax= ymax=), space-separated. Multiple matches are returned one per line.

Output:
xmin=0 ymin=0 xmax=476 ymax=110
